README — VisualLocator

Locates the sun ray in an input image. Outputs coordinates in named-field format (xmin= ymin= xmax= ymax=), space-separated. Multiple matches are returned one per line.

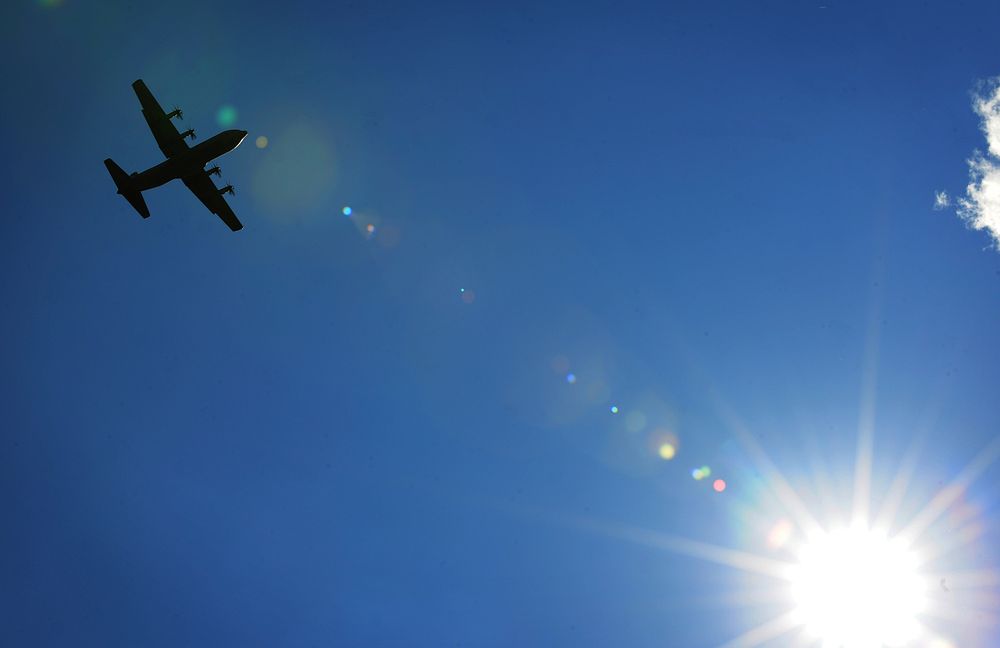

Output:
xmin=715 ymin=610 xmax=801 ymax=648
xmin=918 ymin=520 xmax=986 ymax=566
xmin=899 ymin=436 xmax=1000 ymax=544
xmin=567 ymin=515 xmax=795 ymax=581
xmin=804 ymin=429 xmax=845 ymax=525
xmin=496 ymin=496 xmax=800 ymax=583
xmin=943 ymin=568 xmax=1000 ymax=589
xmin=872 ymin=431 xmax=926 ymax=533
xmin=930 ymin=595 xmax=1000 ymax=623
xmin=852 ymin=288 xmax=882 ymax=526
xmin=713 ymin=400 xmax=823 ymax=537
xmin=922 ymin=603 xmax=1000 ymax=628
xmin=668 ymin=337 xmax=826 ymax=536
xmin=688 ymin=585 xmax=793 ymax=610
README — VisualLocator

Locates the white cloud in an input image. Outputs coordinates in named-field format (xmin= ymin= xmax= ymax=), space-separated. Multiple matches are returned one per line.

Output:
xmin=934 ymin=190 xmax=950 ymax=210
xmin=957 ymin=78 xmax=1000 ymax=247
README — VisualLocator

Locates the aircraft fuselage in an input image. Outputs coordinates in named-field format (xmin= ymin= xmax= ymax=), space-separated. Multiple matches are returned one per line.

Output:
xmin=131 ymin=129 xmax=247 ymax=192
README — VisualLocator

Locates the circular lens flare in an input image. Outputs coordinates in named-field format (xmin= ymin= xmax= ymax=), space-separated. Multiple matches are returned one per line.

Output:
xmin=790 ymin=526 xmax=926 ymax=647
xmin=216 ymin=105 xmax=238 ymax=127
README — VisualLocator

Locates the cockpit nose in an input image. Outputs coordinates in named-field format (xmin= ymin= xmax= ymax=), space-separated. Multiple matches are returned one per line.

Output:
xmin=236 ymin=130 xmax=248 ymax=146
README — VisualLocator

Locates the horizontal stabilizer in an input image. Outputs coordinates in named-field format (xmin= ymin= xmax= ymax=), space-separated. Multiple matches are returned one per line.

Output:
xmin=104 ymin=158 xmax=150 ymax=218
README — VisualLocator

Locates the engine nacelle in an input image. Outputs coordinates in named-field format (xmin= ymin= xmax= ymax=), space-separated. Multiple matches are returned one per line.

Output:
xmin=207 ymin=166 xmax=222 ymax=178
xmin=179 ymin=128 xmax=196 ymax=141
xmin=219 ymin=184 xmax=235 ymax=196
xmin=166 ymin=107 xmax=183 ymax=120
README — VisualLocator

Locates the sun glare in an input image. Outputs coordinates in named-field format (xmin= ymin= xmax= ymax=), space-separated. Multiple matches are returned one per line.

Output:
xmin=557 ymin=337 xmax=1000 ymax=647
xmin=790 ymin=525 xmax=927 ymax=647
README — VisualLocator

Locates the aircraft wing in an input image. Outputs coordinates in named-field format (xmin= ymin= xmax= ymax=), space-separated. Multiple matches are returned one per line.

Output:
xmin=132 ymin=79 xmax=189 ymax=158
xmin=182 ymin=171 xmax=244 ymax=232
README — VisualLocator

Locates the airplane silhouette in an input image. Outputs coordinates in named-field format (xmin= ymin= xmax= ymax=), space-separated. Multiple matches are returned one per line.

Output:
xmin=104 ymin=79 xmax=247 ymax=231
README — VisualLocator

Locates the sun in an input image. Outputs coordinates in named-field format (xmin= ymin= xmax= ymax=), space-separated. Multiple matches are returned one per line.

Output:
xmin=789 ymin=525 xmax=927 ymax=648
xmin=560 ymin=425 xmax=999 ymax=647
xmin=559 ymin=347 xmax=1000 ymax=648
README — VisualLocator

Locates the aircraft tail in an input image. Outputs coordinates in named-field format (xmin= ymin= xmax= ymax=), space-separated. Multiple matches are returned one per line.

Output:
xmin=104 ymin=158 xmax=150 ymax=218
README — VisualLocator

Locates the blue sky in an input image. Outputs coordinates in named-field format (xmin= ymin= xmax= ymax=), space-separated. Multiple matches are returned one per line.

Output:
xmin=3 ymin=1 xmax=1000 ymax=646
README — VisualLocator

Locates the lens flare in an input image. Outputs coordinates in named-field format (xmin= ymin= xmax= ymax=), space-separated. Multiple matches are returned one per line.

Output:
xmin=649 ymin=429 xmax=679 ymax=461
xmin=216 ymin=105 xmax=238 ymax=127
xmin=625 ymin=410 xmax=647 ymax=433
xmin=251 ymin=121 xmax=336 ymax=218
xmin=342 ymin=206 xmax=352 ymax=216
xmin=767 ymin=518 xmax=794 ymax=549
xmin=713 ymin=479 xmax=727 ymax=492
xmin=610 ymin=405 xmax=619 ymax=414
xmin=255 ymin=135 xmax=269 ymax=148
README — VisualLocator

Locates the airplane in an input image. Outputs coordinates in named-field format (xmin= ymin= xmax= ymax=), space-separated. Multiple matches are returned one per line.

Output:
xmin=104 ymin=79 xmax=248 ymax=231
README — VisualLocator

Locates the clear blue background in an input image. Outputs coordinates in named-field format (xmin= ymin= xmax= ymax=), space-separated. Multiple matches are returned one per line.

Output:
xmin=3 ymin=1 xmax=1000 ymax=646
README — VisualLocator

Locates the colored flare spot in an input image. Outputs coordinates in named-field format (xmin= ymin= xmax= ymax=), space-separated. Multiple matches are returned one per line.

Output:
xmin=610 ymin=405 xmax=619 ymax=414
xmin=767 ymin=519 xmax=794 ymax=549
xmin=658 ymin=443 xmax=676 ymax=460
xmin=342 ymin=206 xmax=352 ymax=216
xmin=566 ymin=373 xmax=577 ymax=384
xmin=250 ymin=121 xmax=336 ymax=217
xmin=216 ymin=105 xmax=238 ymax=127
xmin=713 ymin=479 xmax=726 ymax=492
xmin=255 ymin=135 xmax=269 ymax=148
xmin=624 ymin=410 xmax=647 ymax=433
xmin=649 ymin=429 xmax=679 ymax=458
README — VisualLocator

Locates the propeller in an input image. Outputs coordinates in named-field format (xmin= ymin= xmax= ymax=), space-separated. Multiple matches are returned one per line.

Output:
xmin=180 ymin=128 xmax=196 ymax=141
xmin=168 ymin=106 xmax=184 ymax=120
xmin=207 ymin=166 xmax=222 ymax=178
xmin=219 ymin=184 xmax=236 ymax=196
